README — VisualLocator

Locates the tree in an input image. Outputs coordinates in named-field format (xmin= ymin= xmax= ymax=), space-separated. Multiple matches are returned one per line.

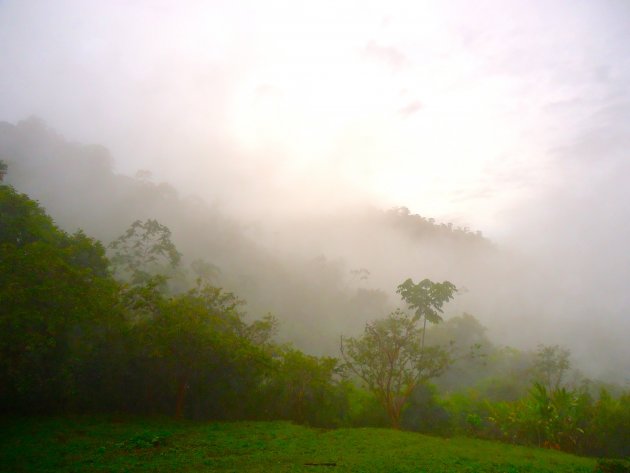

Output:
xmin=263 ymin=348 xmax=348 ymax=426
xmin=0 ymin=184 xmax=60 ymax=246
xmin=533 ymin=344 xmax=571 ymax=393
xmin=396 ymin=278 xmax=457 ymax=352
xmin=0 ymin=159 xmax=7 ymax=181
xmin=340 ymin=278 xmax=457 ymax=428
xmin=124 ymin=281 xmax=275 ymax=419
xmin=341 ymin=309 xmax=451 ymax=428
xmin=108 ymin=219 xmax=181 ymax=285
xmin=0 ymin=185 xmax=118 ymax=412
xmin=190 ymin=258 xmax=221 ymax=284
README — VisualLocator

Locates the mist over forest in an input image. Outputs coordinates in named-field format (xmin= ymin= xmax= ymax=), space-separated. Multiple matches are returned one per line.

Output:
xmin=1 ymin=116 xmax=629 ymax=384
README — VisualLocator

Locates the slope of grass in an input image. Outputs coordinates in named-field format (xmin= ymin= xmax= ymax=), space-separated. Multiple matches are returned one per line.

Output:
xmin=0 ymin=417 xmax=596 ymax=472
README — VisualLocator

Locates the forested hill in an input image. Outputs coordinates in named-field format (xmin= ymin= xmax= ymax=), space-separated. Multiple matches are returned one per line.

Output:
xmin=0 ymin=117 xmax=497 ymax=353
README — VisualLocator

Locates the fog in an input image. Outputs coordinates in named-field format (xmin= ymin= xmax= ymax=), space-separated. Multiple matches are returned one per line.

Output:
xmin=1 ymin=0 xmax=629 ymax=382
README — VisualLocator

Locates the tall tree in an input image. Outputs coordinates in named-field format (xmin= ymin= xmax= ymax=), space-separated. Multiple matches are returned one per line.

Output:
xmin=341 ymin=309 xmax=451 ymax=428
xmin=396 ymin=278 xmax=457 ymax=352
xmin=341 ymin=278 xmax=457 ymax=428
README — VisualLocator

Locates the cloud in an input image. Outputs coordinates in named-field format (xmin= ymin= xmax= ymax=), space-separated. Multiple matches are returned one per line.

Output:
xmin=398 ymin=100 xmax=423 ymax=117
xmin=364 ymin=40 xmax=407 ymax=70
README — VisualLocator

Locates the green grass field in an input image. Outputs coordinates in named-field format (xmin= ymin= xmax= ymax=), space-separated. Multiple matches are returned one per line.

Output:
xmin=0 ymin=417 xmax=597 ymax=472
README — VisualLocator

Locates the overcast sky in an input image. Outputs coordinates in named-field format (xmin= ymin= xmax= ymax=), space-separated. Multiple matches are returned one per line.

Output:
xmin=1 ymin=0 xmax=629 ymax=237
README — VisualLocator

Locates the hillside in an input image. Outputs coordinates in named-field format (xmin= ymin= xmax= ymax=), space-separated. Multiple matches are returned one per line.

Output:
xmin=4 ymin=116 xmax=630 ymax=384
xmin=0 ymin=117 xmax=497 ymax=354
xmin=0 ymin=418 xmax=597 ymax=473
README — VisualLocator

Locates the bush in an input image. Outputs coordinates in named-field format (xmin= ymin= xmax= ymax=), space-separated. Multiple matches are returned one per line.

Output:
xmin=402 ymin=383 xmax=451 ymax=435
xmin=595 ymin=459 xmax=630 ymax=473
xmin=346 ymin=385 xmax=389 ymax=427
xmin=259 ymin=348 xmax=350 ymax=427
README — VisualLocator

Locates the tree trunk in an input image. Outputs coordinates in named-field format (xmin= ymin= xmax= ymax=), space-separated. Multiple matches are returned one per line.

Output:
xmin=391 ymin=402 xmax=403 ymax=429
xmin=391 ymin=415 xmax=401 ymax=430
xmin=175 ymin=378 xmax=188 ymax=419
xmin=386 ymin=399 xmax=402 ymax=429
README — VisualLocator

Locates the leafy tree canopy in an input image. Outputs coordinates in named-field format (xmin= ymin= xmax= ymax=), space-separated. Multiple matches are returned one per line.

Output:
xmin=396 ymin=278 xmax=457 ymax=324
xmin=108 ymin=219 xmax=181 ymax=285
xmin=341 ymin=309 xmax=451 ymax=428
xmin=533 ymin=344 xmax=571 ymax=393
xmin=0 ymin=185 xmax=118 ymax=412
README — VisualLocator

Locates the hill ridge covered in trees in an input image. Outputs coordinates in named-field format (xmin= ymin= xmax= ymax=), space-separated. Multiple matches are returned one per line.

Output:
xmin=0 ymin=117 xmax=495 ymax=353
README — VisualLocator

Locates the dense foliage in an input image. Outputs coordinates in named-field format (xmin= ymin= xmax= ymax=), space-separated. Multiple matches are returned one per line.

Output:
xmin=0 ymin=185 xmax=345 ymax=426
xmin=0 ymin=186 xmax=118 ymax=413
xmin=437 ymin=382 xmax=630 ymax=458
xmin=400 ymin=346 xmax=630 ymax=458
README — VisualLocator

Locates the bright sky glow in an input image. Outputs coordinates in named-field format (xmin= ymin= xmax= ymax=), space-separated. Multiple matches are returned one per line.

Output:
xmin=0 ymin=0 xmax=628 ymax=234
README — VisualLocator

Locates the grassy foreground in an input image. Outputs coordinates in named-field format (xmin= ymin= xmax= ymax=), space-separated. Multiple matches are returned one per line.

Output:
xmin=0 ymin=417 xmax=597 ymax=472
